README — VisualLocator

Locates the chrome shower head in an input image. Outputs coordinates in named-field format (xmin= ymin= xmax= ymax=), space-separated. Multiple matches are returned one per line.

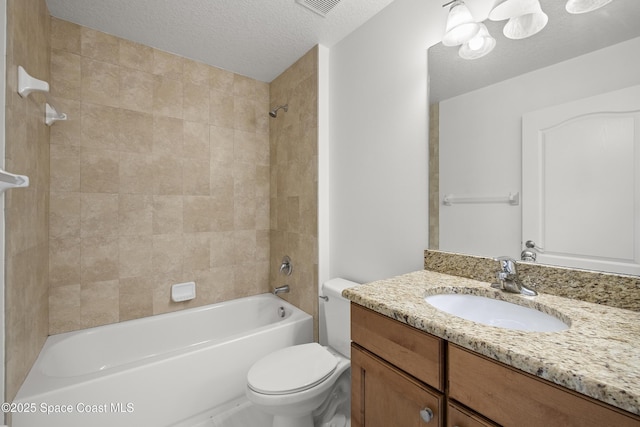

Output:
xmin=269 ymin=104 xmax=288 ymax=118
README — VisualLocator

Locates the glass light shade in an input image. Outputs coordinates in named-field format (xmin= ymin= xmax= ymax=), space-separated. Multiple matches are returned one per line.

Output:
xmin=566 ymin=0 xmax=613 ymax=14
xmin=459 ymin=24 xmax=496 ymax=60
xmin=489 ymin=0 xmax=539 ymax=21
xmin=442 ymin=1 xmax=480 ymax=47
xmin=503 ymin=2 xmax=548 ymax=40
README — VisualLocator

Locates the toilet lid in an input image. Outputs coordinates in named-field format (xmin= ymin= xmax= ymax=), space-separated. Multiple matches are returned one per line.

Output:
xmin=247 ymin=343 xmax=338 ymax=395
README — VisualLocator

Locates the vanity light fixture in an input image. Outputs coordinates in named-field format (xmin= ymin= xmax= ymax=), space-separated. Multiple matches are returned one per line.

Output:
xmin=441 ymin=0 xmax=550 ymax=60
xmin=565 ymin=0 xmax=613 ymax=14
xmin=459 ymin=24 xmax=496 ymax=59
xmin=441 ymin=0 xmax=480 ymax=47
xmin=489 ymin=0 xmax=548 ymax=40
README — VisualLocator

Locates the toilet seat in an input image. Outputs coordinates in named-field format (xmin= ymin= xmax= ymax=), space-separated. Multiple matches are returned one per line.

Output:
xmin=247 ymin=343 xmax=338 ymax=395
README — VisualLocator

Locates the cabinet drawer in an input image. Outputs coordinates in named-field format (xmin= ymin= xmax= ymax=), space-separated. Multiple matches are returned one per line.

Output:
xmin=447 ymin=402 xmax=498 ymax=427
xmin=351 ymin=304 xmax=444 ymax=391
xmin=448 ymin=344 xmax=640 ymax=427
xmin=352 ymin=344 xmax=443 ymax=427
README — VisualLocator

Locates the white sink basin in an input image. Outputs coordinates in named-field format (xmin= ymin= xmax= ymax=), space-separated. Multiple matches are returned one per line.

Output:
xmin=424 ymin=294 xmax=569 ymax=332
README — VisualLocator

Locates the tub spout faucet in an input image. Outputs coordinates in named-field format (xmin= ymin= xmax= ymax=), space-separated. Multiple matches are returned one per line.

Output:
xmin=491 ymin=256 xmax=538 ymax=296
xmin=273 ymin=285 xmax=290 ymax=296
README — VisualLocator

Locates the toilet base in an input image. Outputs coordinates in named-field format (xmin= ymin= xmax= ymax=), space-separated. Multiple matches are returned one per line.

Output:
xmin=273 ymin=414 xmax=313 ymax=427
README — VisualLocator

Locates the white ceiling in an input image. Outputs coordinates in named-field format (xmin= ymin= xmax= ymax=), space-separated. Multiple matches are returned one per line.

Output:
xmin=45 ymin=0 xmax=397 ymax=82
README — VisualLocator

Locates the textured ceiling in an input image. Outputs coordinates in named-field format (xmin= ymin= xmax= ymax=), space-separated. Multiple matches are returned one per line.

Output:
xmin=429 ymin=0 xmax=640 ymax=102
xmin=45 ymin=0 xmax=397 ymax=82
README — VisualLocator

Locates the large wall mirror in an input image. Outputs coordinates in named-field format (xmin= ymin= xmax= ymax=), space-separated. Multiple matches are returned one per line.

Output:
xmin=428 ymin=0 xmax=640 ymax=276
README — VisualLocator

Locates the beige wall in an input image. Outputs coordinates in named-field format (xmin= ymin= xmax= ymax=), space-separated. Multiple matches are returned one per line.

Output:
xmin=269 ymin=47 xmax=319 ymax=337
xmin=48 ymin=18 xmax=271 ymax=334
xmin=5 ymin=0 xmax=51 ymax=403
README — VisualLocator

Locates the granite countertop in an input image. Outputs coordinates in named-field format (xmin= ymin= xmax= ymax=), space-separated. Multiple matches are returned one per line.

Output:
xmin=343 ymin=270 xmax=640 ymax=416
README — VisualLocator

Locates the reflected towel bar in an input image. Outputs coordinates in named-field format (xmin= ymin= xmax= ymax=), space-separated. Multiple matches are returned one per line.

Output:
xmin=443 ymin=192 xmax=520 ymax=206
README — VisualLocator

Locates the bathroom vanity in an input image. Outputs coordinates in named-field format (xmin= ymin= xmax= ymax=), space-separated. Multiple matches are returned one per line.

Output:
xmin=346 ymin=270 xmax=640 ymax=427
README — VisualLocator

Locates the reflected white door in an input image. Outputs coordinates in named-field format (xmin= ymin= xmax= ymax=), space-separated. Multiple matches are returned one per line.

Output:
xmin=522 ymin=85 xmax=640 ymax=275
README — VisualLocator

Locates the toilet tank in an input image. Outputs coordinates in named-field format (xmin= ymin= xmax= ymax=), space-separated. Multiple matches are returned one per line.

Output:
xmin=322 ymin=278 xmax=360 ymax=358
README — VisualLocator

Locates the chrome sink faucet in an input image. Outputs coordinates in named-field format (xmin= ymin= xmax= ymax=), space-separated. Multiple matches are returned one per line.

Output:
xmin=491 ymin=256 xmax=538 ymax=296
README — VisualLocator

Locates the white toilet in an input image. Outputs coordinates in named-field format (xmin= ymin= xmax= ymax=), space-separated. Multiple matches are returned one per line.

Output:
xmin=246 ymin=278 xmax=359 ymax=427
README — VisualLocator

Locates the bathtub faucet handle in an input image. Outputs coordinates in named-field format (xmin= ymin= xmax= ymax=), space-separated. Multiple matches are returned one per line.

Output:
xmin=273 ymin=285 xmax=290 ymax=296
xmin=279 ymin=256 xmax=293 ymax=276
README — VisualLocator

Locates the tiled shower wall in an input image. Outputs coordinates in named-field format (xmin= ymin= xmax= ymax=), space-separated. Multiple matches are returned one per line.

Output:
xmin=269 ymin=48 xmax=319 ymax=337
xmin=48 ymin=18 xmax=271 ymax=333
xmin=5 ymin=0 xmax=51 ymax=403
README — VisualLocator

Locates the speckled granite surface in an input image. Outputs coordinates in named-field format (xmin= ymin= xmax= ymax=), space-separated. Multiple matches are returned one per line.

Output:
xmin=424 ymin=250 xmax=640 ymax=311
xmin=343 ymin=270 xmax=640 ymax=416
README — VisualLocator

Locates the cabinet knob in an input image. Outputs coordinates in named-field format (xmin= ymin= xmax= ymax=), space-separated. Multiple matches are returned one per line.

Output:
xmin=420 ymin=407 xmax=434 ymax=423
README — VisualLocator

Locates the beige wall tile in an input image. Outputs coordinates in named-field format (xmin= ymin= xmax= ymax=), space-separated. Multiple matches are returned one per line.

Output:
xmin=50 ymin=98 xmax=81 ymax=146
xmin=210 ymin=231 xmax=235 ymax=268
xmin=209 ymin=66 xmax=234 ymax=93
xmin=119 ymin=276 xmax=153 ymax=320
xmin=50 ymin=144 xmax=80 ymax=192
xmin=153 ymin=49 xmax=183 ymax=79
xmin=81 ymin=103 xmax=121 ymax=150
xmin=119 ymin=39 xmax=154 ymax=73
xmin=269 ymin=47 xmax=319 ymax=338
xmin=119 ymin=235 xmax=153 ymax=279
xmin=210 ymin=125 xmax=234 ymax=164
xmin=234 ymin=130 xmax=257 ymax=164
xmin=255 ymin=100 xmax=270 ymax=135
xmin=49 ymin=237 xmax=81 ymax=287
xmin=49 ymin=284 xmax=82 ymax=334
xmin=234 ymin=96 xmax=256 ymax=132
xmin=184 ymin=233 xmax=211 ymax=272
xmin=118 ymin=194 xmax=153 ymax=236
xmin=183 ymin=121 xmax=209 ymax=158
xmin=183 ymin=158 xmax=210 ymax=196
xmin=50 ymin=192 xmax=81 ymax=239
xmin=184 ymin=59 xmax=210 ymax=86
xmin=119 ymin=152 xmax=155 ymax=194
xmin=153 ymin=195 xmax=184 ymax=235
xmin=211 ymin=191 xmax=235 ymax=232
xmin=183 ymin=196 xmax=214 ymax=232
xmin=233 ymin=75 xmax=256 ymax=98
xmin=6 ymin=0 xmax=50 ymax=401
xmin=153 ymin=152 xmax=183 ymax=195
xmin=81 ymin=280 xmax=119 ymax=328
xmin=51 ymin=49 xmax=81 ymax=99
xmin=152 ymin=234 xmax=184 ymax=275
xmin=80 ymin=193 xmax=119 ymax=238
xmin=119 ymin=68 xmax=154 ymax=113
xmin=184 ymin=80 xmax=210 ymax=123
xmin=81 ymin=27 xmax=120 ymax=64
xmin=81 ymin=235 xmax=119 ymax=283
xmin=153 ymin=116 xmax=183 ymax=155
xmin=51 ymin=17 xmax=81 ymax=54
xmin=153 ymin=75 xmax=183 ymax=118
xmin=81 ymin=57 xmax=120 ymax=107
xmin=209 ymin=89 xmax=234 ymax=128
xmin=119 ymin=110 xmax=153 ymax=153
xmin=234 ymin=230 xmax=257 ymax=261
xmin=80 ymin=148 xmax=120 ymax=193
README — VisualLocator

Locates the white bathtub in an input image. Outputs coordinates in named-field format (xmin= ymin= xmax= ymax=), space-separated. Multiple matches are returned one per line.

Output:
xmin=12 ymin=293 xmax=313 ymax=427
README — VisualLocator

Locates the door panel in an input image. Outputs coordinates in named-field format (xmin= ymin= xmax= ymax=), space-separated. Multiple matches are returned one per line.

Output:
xmin=522 ymin=85 xmax=640 ymax=275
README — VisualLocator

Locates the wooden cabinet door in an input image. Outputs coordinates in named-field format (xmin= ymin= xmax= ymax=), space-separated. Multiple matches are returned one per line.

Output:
xmin=448 ymin=344 xmax=640 ymax=427
xmin=351 ymin=344 xmax=443 ymax=427
xmin=447 ymin=402 xmax=499 ymax=427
